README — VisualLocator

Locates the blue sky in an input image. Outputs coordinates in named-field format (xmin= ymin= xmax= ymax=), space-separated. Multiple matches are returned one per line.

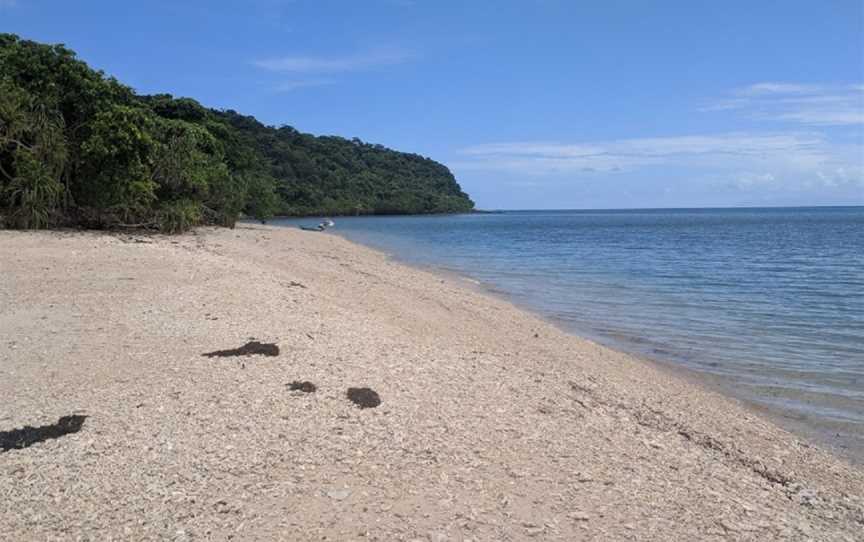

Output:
xmin=3 ymin=0 xmax=863 ymax=209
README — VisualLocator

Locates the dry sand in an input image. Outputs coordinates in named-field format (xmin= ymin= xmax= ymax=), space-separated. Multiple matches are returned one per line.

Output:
xmin=1 ymin=224 xmax=862 ymax=541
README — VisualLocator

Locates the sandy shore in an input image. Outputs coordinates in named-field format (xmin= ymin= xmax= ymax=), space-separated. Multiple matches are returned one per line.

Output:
xmin=1 ymin=224 xmax=862 ymax=541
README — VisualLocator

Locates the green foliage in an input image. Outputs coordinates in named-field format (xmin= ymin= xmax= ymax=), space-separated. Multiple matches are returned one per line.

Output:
xmin=216 ymin=112 xmax=475 ymax=216
xmin=202 ymin=164 xmax=243 ymax=228
xmin=0 ymin=33 xmax=474 ymax=233
xmin=76 ymin=104 xmax=159 ymax=223
xmin=4 ymin=151 xmax=65 ymax=228
xmin=152 ymin=118 xmax=223 ymax=200
xmin=241 ymin=172 xmax=280 ymax=220
xmin=0 ymin=77 xmax=68 ymax=228
xmin=157 ymin=199 xmax=203 ymax=234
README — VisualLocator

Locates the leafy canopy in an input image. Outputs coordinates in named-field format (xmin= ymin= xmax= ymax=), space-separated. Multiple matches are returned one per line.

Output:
xmin=0 ymin=34 xmax=474 ymax=232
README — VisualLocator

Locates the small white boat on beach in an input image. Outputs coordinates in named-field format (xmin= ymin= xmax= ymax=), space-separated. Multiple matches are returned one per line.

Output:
xmin=300 ymin=218 xmax=335 ymax=232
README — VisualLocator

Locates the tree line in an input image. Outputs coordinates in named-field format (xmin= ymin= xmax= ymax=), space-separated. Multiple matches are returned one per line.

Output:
xmin=0 ymin=34 xmax=474 ymax=232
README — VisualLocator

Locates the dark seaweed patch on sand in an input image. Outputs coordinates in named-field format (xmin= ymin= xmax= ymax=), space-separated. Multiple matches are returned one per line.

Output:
xmin=0 ymin=415 xmax=87 ymax=452
xmin=347 ymin=387 xmax=381 ymax=409
xmin=203 ymin=341 xmax=279 ymax=358
xmin=289 ymin=381 xmax=317 ymax=393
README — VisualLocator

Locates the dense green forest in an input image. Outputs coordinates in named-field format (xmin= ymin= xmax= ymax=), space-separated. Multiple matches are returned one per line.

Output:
xmin=0 ymin=34 xmax=474 ymax=232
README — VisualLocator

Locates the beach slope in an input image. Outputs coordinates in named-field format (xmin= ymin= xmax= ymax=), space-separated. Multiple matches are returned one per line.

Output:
xmin=1 ymin=224 xmax=862 ymax=540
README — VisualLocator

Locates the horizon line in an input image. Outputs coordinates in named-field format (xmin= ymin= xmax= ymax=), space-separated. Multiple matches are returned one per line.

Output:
xmin=476 ymin=204 xmax=864 ymax=212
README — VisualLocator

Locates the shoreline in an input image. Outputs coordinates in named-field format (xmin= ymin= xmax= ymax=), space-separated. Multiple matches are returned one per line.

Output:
xmin=2 ymin=224 xmax=863 ymax=540
xmin=318 ymin=227 xmax=864 ymax=466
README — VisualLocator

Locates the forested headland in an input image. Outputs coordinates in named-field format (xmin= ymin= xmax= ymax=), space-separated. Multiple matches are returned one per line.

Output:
xmin=0 ymin=34 xmax=474 ymax=232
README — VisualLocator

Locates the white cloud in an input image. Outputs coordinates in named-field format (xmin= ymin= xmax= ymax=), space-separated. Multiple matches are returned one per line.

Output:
xmin=774 ymin=110 xmax=864 ymax=126
xmin=254 ymin=48 xmax=414 ymax=74
xmin=459 ymin=84 xmax=863 ymax=205
xmin=453 ymin=132 xmax=864 ymax=194
xmin=0 ymin=0 xmax=18 ymax=7
xmin=274 ymin=79 xmax=334 ymax=92
xmin=733 ymin=172 xmax=778 ymax=190
xmin=456 ymin=133 xmax=830 ymax=174
xmin=734 ymin=82 xmax=824 ymax=96
xmin=706 ymin=82 xmax=864 ymax=126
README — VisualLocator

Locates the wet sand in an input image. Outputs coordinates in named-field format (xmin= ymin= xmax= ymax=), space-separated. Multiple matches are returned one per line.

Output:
xmin=1 ymin=224 xmax=862 ymax=540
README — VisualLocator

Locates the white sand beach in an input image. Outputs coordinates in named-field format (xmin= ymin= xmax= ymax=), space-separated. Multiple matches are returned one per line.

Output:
xmin=1 ymin=224 xmax=862 ymax=541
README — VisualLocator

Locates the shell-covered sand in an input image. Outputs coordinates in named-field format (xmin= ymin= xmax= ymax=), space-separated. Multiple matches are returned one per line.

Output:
xmin=1 ymin=224 xmax=862 ymax=541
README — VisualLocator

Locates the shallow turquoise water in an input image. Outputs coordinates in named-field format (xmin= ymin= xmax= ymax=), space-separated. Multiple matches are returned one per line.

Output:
xmin=273 ymin=207 xmax=864 ymax=455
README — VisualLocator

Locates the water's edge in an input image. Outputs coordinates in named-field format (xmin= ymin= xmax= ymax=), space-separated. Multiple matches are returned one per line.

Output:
xmin=320 ymin=227 xmax=863 ymax=466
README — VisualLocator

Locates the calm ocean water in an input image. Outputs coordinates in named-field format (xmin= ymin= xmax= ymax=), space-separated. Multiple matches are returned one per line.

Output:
xmin=273 ymin=207 xmax=864 ymax=456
